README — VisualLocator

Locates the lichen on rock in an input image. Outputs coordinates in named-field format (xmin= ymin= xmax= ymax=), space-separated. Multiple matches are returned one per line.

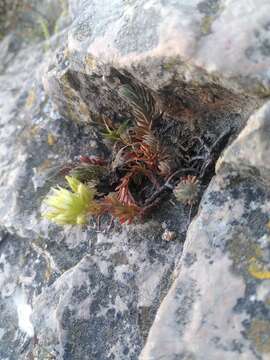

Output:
xmin=0 ymin=1 xmax=270 ymax=359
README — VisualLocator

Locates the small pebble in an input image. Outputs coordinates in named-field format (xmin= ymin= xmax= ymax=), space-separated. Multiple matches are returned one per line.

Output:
xmin=162 ymin=229 xmax=176 ymax=242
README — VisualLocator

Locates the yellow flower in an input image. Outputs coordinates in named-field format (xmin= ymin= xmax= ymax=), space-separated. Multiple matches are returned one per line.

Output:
xmin=43 ymin=176 xmax=100 ymax=225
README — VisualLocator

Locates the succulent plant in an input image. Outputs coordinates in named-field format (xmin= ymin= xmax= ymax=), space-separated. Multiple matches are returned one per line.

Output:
xmin=43 ymin=176 xmax=100 ymax=225
xmin=42 ymin=79 xmax=222 ymax=228
xmin=173 ymin=175 xmax=200 ymax=205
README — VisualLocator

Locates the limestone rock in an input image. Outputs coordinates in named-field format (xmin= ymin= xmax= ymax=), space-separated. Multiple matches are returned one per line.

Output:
xmin=0 ymin=230 xmax=57 ymax=360
xmin=140 ymin=103 xmax=270 ymax=360
xmin=0 ymin=2 xmax=185 ymax=359
xmin=218 ymin=102 xmax=270 ymax=184
xmin=0 ymin=0 xmax=270 ymax=359
xmin=45 ymin=0 xmax=270 ymax=127
xmin=30 ymin=226 xmax=182 ymax=359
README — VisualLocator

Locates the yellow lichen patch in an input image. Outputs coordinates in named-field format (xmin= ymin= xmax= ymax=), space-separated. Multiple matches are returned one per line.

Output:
xmin=63 ymin=46 xmax=70 ymax=58
xmin=266 ymin=221 xmax=270 ymax=230
xmin=36 ymin=159 xmax=54 ymax=173
xmin=30 ymin=125 xmax=40 ymax=136
xmin=248 ymin=257 xmax=270 ymax=280
xmin=247 ymin=319 xmax=270 ymax=353
xmin=47 ymin=134 xmax=56 ymax=146
xmin=79 ymin=101 xmax=91 ymax=117
xmin=162 ymin=57 xmax=180 ymax=71
xmin=85 ymin=55 xmax=97 ymax=70
xmin=227 ymin=234 xmax=270 ymax=280
xmin=25 ymin=89 xmax=37 ymax=108
xmin=255 ymin=246 xmax=263 ymax=259
xmin=44 ymin=260 xmax=53 ymax=281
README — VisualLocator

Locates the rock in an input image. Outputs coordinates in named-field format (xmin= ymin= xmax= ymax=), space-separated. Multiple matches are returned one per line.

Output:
xmin=0 ymin=1 xmax=186 ymax=359
xmin=45 ymin=0 xmax=263 ymax=127
xmin=217 ymin=102 xmax=270 ymax=184
xmin=0 ymin=0 xmax=270 ymax=359
xmin=30 ymin=226 xmax=182 ymax=359
xmin=0 ymin=229 xmax=57 ymax=360
xmin=140 ymin=103 xmax=270 ymax=360
xmin=66 ymin=0 xmax=270 ymax=93
xmin=45 ymin=0 xmax=270 ymax=128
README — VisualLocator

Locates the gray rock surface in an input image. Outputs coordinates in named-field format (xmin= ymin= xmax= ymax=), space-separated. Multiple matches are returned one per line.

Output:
xmin=0 ymin=0 xmax=269 ymax=359
xmin=0 ymin=230 xmax=57 ymax=360
xmin=31 ymin=226 xmax=182 ymax=359
xmin=140 ymin=102 xmax=270 ymax=360
xmin=0 ymin=1 xmax=184 ymax=359
xmin=45 ymin=0 xmax=270 ymax=127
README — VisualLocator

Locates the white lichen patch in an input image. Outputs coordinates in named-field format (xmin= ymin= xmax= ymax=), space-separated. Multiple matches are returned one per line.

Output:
xmin=137 ymin=262 xmax=167 ymax=308
xmin=196 ymin=0 xmax=270 ymax=79
xmin=256 ymin=281 xmax=270 ymax=302
xmin=13 ymin=289 xmax=34 ymax=337
xmin=181 ymin=251 xmax=249 ymax=358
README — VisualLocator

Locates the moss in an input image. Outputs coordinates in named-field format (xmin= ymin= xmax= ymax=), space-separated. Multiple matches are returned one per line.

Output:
xmin=47 ymin=134 xmax=57 ymax=146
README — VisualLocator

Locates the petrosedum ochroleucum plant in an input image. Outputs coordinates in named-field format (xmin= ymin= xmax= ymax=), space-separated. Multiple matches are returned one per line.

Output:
xmin=43 ymin=176 xmax=100 ymax=225
xmin=173 ymin=175 xmax=200 ymax=206
xmin=42 ymin=82 xmax=211 ymax=227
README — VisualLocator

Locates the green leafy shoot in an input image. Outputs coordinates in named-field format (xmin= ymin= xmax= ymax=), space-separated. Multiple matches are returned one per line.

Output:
xmin=101 ymin=118 xmax=130 ymax=143
xmin=118 ymin=83 xmax=156 ymax=128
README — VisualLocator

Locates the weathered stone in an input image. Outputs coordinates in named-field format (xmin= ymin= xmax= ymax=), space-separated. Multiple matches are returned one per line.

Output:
xmin=140 ymin=103 xmax=270 ymax=360
xmin=44 ymin=0 xmax=263 ymax=128
xmin=44 ymin=0 xmax=270 ymax=128
xmin=0 ymin=2 xmax=186 ymax=359
xmin=30 ymin=226 xmax=182 ymax=359
xmin=217 ymin=102 xmax=270 ymax=184
xmin=66 ymin=0 xmax=270 ymax=92
xmin=0 ymin=0 xmax=270 ymax=359
xmin=0 ymin=229 xmax=57 ymax=360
